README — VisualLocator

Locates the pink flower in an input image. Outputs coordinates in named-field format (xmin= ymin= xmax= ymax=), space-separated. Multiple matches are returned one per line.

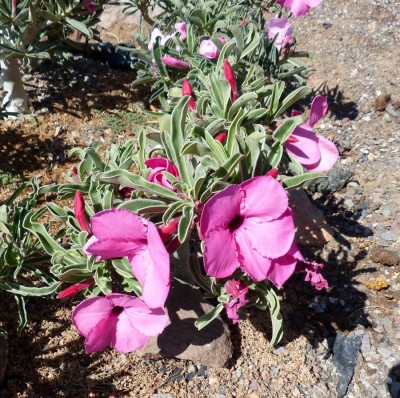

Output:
xmin=267 ymin=18 xmax=294 ymax=50
xmin=161 ymin=55 xmax=191 ymax=69
xmin=223 ymin=60 xmax=238 ymax=102
xmin=145 ymin=156 xmax=180 ymax=190
xmin=224 ymin=280 xmax=249 ymax=324
xmin=285 ymin=96 xmax=339 ymax=172
xmin=277 ymin=0 xmax=323 ymax=17
xmin=72 ymin=294 xmax=169 ymax=353
xmin=82 ymin=0 xmax=95 ymax=13
xmin=200 ymin=176 xmax=296 ymax=285
xmin=182 ymin=79 xmax=196 ymax=111
xmin=74 ymin=191 xmax=91 ymax=233
xmin=199 ymin=40 xmax=220 ymax=60
xmin=57 ymin=279 xmax=95 ymax=299
xmin=83 ymin=209 xmax=170 ymax=309
xmin=175 ymin=22 xmax=187 ymax=42
xmin=148 ymin=28 xmax=174 ymax=51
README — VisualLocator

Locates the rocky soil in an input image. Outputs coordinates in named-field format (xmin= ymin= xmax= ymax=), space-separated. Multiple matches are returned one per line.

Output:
xmin=1 ymin=0 xmax=400 ymax=397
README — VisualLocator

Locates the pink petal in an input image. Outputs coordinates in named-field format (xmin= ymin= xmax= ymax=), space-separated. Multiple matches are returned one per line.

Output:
xmin=90 ymin=209 xmax=147 ymax=242
xmin=305 ymin=135 xmax=339 ymax=172
xmin=130 ymin=222 xmax=170 ymax=308
xmin=72 ymin=296 xmax=114 ymax=336
xmin=125 ymin=306 xmax=169 ymax=336
xmin=203 ymin=227 xmax=239 ymax=278
xmin=233 ymin=226 xmax=273 ymax=281
xmin=84 ymin=237 xmax=143 ymax=260
xmin=82 ymin=235 xmax=99 ymax=256
xmin=237 ymin=210 xmax=296 ymax=260
xmin=85 ymin=313 xmax=117 ymax=353
xmin=291 ymin=0 xmax=309 ymax=16
xmin=200 ymin=184 xmax=242 ymax=237
xmin=305 ymin=0 xmax=323 ymax=6
xmin=112 ymin=311 xmax=150 ymax=352
xmin=239 ymin=176 xmax=289 ymax=220
xmin=309 ymin=95 xmax=328 ymax=127
xmin=285 ymin=124 xmax=321 ymax=165
xmin=266 ymin=253 xmax=297 ymax=286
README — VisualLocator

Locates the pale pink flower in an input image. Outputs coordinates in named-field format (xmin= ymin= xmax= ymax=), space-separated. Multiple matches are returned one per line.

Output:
xmin=145 ymin=156 xmax=180 ymax=190
xmin=161 ymin=55 xmax=191 ymax=69
xmin=277 ymin=0 xmax=323 ymax=17
xmin=285 ymin=95 xmax=339 ymax=172
xmin=175 ymin=22 xmax=187 ymax=42
xmin=267 ymin=18 xmax=294 ymax=50
xmin=83 ymin=209 xmax=170 ymax=309
xmin=200 ymin=176 xmax=296 ymax=285
xmin=148 ymin=28 xmax=174 ymax=51
xmin=199 ymin=40 xmax=220 ymax=60
xmin=72 ymin=293 xmax=169 ymax=353
xmin=74 ymin=191 xmax=90 ymax=233
xmin=224 ymin=280 xmax=249 ymax=324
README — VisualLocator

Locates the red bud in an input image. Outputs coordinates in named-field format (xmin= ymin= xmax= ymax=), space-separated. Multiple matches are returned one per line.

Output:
xmin=166 ymin=236 xmax=181 ymax=254
xmin=223 ymin=60 xmax=238 ymax=102
xmin=215 ymin=132 xmax=228 ymax=144
xmin=158 ymin=218 xmax=180 ymax=243
xmin=73 ymin=191 xmax=91 ymax=233
xmin=182 ymin=78 xmax=197 ymax=111
xmin=286 ymin=135 xmax=299 ymax=143
xmin=266 ymin=168 xmax=279 ymax=179
xmin=57 ymin=278 xmax=94 ymax=299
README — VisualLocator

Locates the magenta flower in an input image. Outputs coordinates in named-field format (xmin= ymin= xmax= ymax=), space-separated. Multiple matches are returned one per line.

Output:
xmin=73 ymin=191 xmax=91 ymax=233
xmin=148 ymin=28 xmax=174 ymax=51
xmin=223 ymin=60 xmax=238 ymax=102
xmin=182 ymin=79 xmax=197 ymax=111
xmin=82 ymin=0 xmax=95 ymax=13
xmin=277 ymin=0 xmax=323 ymax=17
xmin=200 ymin=176 xmax=296 ymax=285
xmin=145 ymin=156 xmax=180 ymax=190
xmin=224 ymin=280 xmax=249 ymax=324
xmin=175 ymin=22 xmax=187 ymax=42
xmin=83 ymin=209 xmax=170 ymax=309
xmin=161 ymin=55 xmax=191 ymax=69
xmin=72 ymin=294 xmax=169 ymax=353
xmin=199 ymin=40 xmax=220 ymax=60
xmin=285 ymin=96 xmax=339 ymax=172
xmin=267 ymin=18 xmax=294 ymax=50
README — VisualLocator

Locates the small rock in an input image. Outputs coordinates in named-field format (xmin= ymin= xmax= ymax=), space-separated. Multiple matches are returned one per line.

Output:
xmin=344 ymin=199 xmax=355 ymax=209
xmin=249 ymin=379 xmax=259 ymax=390
xmin=375 ymin=94 xmax=391 ymax=111
xmin=384 ymin=113 xmax=393 ymax=123
xmin=139 ymin=282 xmax=232 ymax=367
xmin=381 ymin=231 xmax=398 ymax=242
xmin=310 ymin=297 xmax=327 ymax=313
xmin=273 ymin=346 xmax=286 ymax=356
xmin=364 ymin=277 xmax=390 ymax=291
xmin=269 ymin=366 xmax=278 ymax=374
xmin=369 ymin=246 xmax=400 ymax=266
xmin=322 ymin=23 xmax=333 ymax=29
xmin=377 ymin=344 xmax=391 ymax=359
xmin=310 ymin=163 xmax=353 ymax=194
xmin=360 ymin=333 xmax=371 ymax=354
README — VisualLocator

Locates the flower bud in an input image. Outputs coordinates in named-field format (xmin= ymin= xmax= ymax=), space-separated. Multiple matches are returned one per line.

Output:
xmin=215 ymin=132 xmax=228 ymax=144
xmin=223 ymin=60 xmax=238 ymax=102
xmin=199 ymin=40 xmax=220 ymax=60
xmin=73 ymin=191 xmax=91 ymax=233
xmin=161 ymin=56 xmax=190 ymax=69
xmin=266 ymin=168 xmax=279 ymax=179
xmin=57 ymin=278 xmax=94 ymax=299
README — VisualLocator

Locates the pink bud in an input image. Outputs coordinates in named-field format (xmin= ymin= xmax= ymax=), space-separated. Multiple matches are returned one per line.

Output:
xmin=240 ymin=18 xmax=248 ymax=26
xmin=57 ymin=278 xmax=95 ymax=299
xmin=73 ymin=191 xmax=91 ymax=233
xmin=182 ymin=79 xmax=197 ymax=111
xmin=266 ymin=168 xmax=279 ymax=179
xmin=158 ymin=218 xmax=180 ymax=243
xmin=161 ymin=56 xmax=190 ymax=69
xmin=199 ymin=40 xmax=220 ymax=60
xmin=215 ymin=132 xmax=228 ymax=144
xmin=175 ymin=22 xmax=187 ymax=42
xmin=223 ymin=60 xmax=238 ymax=102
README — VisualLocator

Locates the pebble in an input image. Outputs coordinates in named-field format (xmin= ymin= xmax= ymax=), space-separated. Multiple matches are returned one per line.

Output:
xmin=369 ymin=246 xmax=400 ymax=266
xmin=377 ymin=345 xmax=392 ymax=359
xmin=273 ymin=346 xmax=286 ymax=356
xmin=381 ymin=231 xmax=398 ymax=242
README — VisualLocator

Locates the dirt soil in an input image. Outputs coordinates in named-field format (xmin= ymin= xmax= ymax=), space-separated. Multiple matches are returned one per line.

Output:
xmin=1 ymin=1 xmax=400 ymax=397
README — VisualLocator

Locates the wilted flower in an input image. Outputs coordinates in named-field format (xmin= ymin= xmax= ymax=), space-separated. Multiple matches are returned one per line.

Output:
xmin=182 ymin=79 xmax=197 ymax=111
xmin=285 ymin=95 xmax=339 ymax=172
xmin=57 ymin=279 xmax=95 ymax=299
xmin=224 ymin=279 xmax=249 ymax=324
xmin=73 ymin=191 xmax=90 ymax=233
xmin=83 ymin=209 xmax=170 ymax=309
xmin=276 ymin=0 xmax=323 ymax=18
xmin=200 ymin=176 xmax=297 ymax=285
xmin=161 ymin=55 xmax=190 ymax=69
xmin=175 ymin=22 xmax=187 ymax=41
xmin=145 ymin=156 xmax=180 ymax=190
xmin=223 ymin=60 xmax=238 ymax=102
xmin=72 ymin=294 xmax=169 ymax=353
xmin=199 ymin=40 xmax=220 ymax=60
xmin=267 ymin=18 xmax=294 ymax=50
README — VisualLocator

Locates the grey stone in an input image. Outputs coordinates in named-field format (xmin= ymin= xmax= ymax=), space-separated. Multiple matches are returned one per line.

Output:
xmin=370 ymin=246 xmax=400 ymax=266
xmin=310 ymin=163 xmax=353 ymax=194
xmin=360 ymin=333 xmax=371 ymax=354
xmin=138 ymin=282 xmax=232 ymax=368
xmin=0 ymin=331 xmax=7 ymax=385
xmin=377 ymin=344 xmax=391 ymax=359
xmin=288 ymin=189 xmax=335 ymax=247
xmin=381 ymin=231 xmax=398 ymax=242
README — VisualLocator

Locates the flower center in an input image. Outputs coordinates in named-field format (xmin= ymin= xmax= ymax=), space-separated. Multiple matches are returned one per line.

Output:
xmin=228 ymin=215 xmax=244 ymax=233
xmin=112 ymin=306 xmax=124 ymax=315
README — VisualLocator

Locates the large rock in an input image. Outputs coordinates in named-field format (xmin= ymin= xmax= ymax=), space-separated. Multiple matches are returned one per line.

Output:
xmin=0 ymin=331 xmax=7 ymax=384
xmin=289 ymin=189 xmax=335 ymax=247
xmin=138 ymin=282 xmax=232 ymax=368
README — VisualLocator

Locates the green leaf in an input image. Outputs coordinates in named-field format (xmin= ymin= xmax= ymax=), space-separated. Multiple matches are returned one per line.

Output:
xmin=194 ymin=303 xmax=224 ymax=330
xmin=118 ymin=199 xmax=168 ymax=213
xmin=282 ymin=173 xmax=326 ymax=189
xmin=162 ymin=201 xmax=186 ymax=225
xmin=226 ymin=108 xmax=246 ymax=156
xmin=65 ymin=17 xmax=92 ymax=38
xmin=272 ymin=116 xmax=303 ymax=143
xmin=274 ymin=86 xmax=311 ymax=118
xmin=266 ymin=141 xmax=283 ymax=168
xmin=178 ymin=206 xmax=194 ymax=243
xmin=228 ymin=92 xmax=258 ymax=120
xmin=15 ymin=295 xmax=27 ymax=335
